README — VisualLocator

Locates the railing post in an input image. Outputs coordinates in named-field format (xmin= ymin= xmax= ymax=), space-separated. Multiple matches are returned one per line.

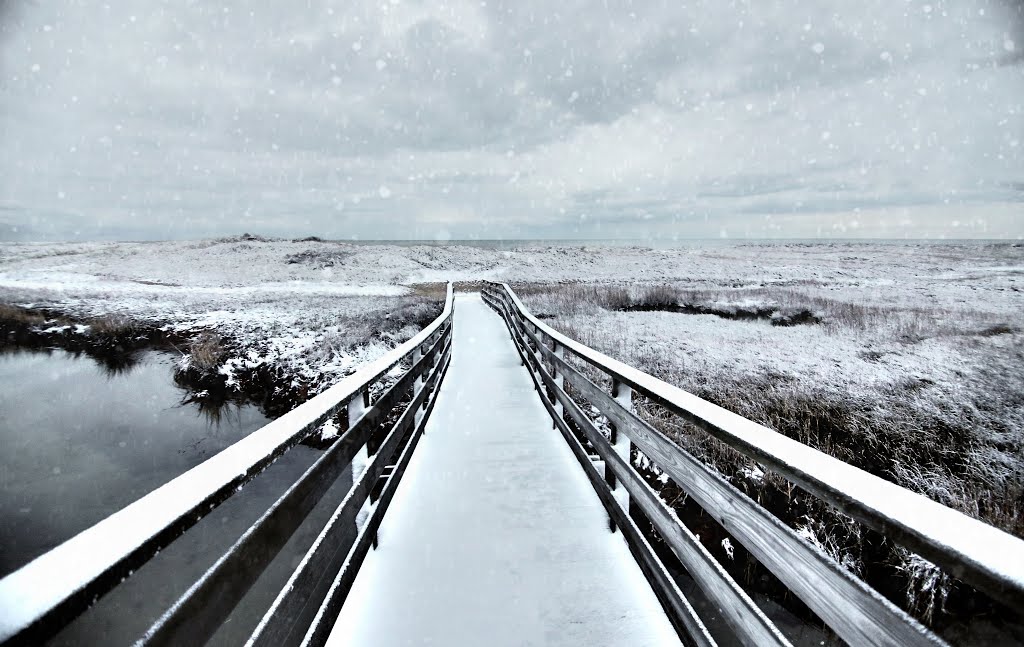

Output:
xmin=519 ymin=316 xmax=535 ymax=375
xmin=423 ymin=339 xmax=437 ymax=409
xmin=551 ymin=340 xmax=564 ymax=429
xmin=415 ymin=333 xmax=440 ymax=429
xmin=605 ymin=378 xmax=633 ymax=532
xmin=345 ymin=388 xmax=370 ymax=540
xmin=348 ymin=386 xmax=377 ymax=552
xmin=348 ymin=388 xmax=370 ymax=467
xmin=526 ymin=327 xmax=539 ymax=391
xmin=414 ymin=334 xmax=432 ymax=395
xmin=501 ymin=291 xmax=524 ymax=367
xmin=412 ymin=341 xmax=423 ymax=369
xmin=533 ymin=328 xmax=544 ymax=365
xmin=518 ymin=311 xmax=526 ymax=367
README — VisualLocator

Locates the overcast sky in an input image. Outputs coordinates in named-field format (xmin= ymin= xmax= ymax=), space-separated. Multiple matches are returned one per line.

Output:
xmin=1 ymin=1 xmax=1022 ymax=241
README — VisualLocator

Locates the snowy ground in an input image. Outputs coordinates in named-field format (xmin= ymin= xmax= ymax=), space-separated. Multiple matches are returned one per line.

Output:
xmin=1 ymin=236 xmax=1020 ymax=400
xmin=506 ymin=243 xmax=1023 ymax=633
xmin=510 ymin=246 xmax=1024 ymax=522
xmin=331 ymin=295 xmax=680 ymax=647
xmin=1 ymin=237 xmax=1021 ymax=306
xmin=1 ymin=236 xmax=1021 ymax=634
xmin=0 ymin=237 xmax=447 ymax=396
xmin=528 ymin=289 xmax=1023 ymax=520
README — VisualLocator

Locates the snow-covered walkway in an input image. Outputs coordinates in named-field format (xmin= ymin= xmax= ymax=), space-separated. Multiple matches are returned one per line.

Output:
xmin=328 ymin=294 xmax=679 ymax=646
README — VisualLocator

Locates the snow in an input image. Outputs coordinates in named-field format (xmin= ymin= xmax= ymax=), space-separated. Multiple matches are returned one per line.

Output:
xmin=551 ymin=309 xmax=982 ymax=397
xmin=0 ymin=286 xmax=453 ymax=643
xmin=721 ymin=538 xmax=735 ymax=560
xmin=1 ymin=239 xmax=1018 ymax=444
xmin=3 ymin=239 xmax=1021 ymax=316
xmin=741 ymin=466 xmax=765 ymax=483
xmin=0 ymin=239 xmax=1018 ymax=635
xmin=319 ymin=419 xmax=340 ymax=443
xmin=327 ymin=295 xmax=679 ymax=646
xmin=0 ymin=241 xmax=457 ymax=398
xmin=499 ymin=283 xmax=1024 ymax=592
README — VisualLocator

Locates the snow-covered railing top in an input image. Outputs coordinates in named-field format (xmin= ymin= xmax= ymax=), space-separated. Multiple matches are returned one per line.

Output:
xmin=0 ymin=283 xmax=455 ymax=647
xmin=483 ymin=281 xmax=1024 ymax=647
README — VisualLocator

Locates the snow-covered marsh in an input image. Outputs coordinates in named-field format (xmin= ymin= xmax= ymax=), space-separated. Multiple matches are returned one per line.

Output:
xmin=1 ymin=236 xmax=1020 ymax=415
xmin=524 ymin=284 xmax=1023 ymax=524
xmin=0 ymin=238 xmax=448 ymax=407
xmin=1 ymin=237 xmax=1020 ymax=470
xmin=512 ymin=245 xmax=1023 ymax=635
xmin=1 ymin=237 xmax=1021 ymax=636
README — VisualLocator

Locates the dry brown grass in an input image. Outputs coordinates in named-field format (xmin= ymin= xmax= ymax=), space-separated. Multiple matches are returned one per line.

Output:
xmin=0 ymin=304 xmax=48 ymax=326
xmin=408 ymin=282 xmax=449 ymax=299
xmin=516 ymin=279 xmax=1024 ymax=629
xmin=188 ymin=332 xmax=225 ymax=371
xmin=453 ymin=280 xmax=490 ymax=294
xmin=517 ymin=281 xmax=1018 ymax=342
xmin=636 ymin=284 xmax=681 ymax=308
xmin=88 ymin=313 xmax=142 ymax=336
xmin=511 ymin=282 xmax=631 ymax=314
xmin=313 ymin=297 xmax=444 ymax=365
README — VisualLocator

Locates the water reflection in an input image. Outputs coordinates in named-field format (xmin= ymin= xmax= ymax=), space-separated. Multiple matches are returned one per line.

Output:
xmin=1 ymin=343 xmax=146 ymax=377
xmin=0 ymin=349 xmax=271 ymax=576
xmin=90 ymin=348 xmax=143 ymax=376
xmin=179 ymin=393 xmax=251 ymax=426
xmin=173 ymin=375 xmax=260 ymax=426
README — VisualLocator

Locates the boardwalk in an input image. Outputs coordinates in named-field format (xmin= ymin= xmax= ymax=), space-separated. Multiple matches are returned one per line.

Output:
xmin=328 ymin=294 xmax=679 ymax=646
xmin=4 ymin=285 xmax=1011 ymax=647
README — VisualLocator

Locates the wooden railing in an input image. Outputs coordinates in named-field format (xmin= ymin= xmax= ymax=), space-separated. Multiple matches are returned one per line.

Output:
xmin=0 ymin=283 xmax=455 ymax=647
xmin=482 ymin=281 xmax=1024 ymax=647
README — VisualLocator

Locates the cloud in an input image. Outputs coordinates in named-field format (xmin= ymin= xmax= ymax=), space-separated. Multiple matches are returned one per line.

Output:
xmin=0 ymin=0 xmax=1022 ymax=241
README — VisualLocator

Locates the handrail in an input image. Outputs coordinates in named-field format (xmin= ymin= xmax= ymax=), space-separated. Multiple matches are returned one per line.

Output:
xmin=483 ymin=281 xmax=1024 ymax=646
xmin=0 ymin=283 xmax=455 ymax=647
xmin=484 ymin=281 xmax=1024 ymax=609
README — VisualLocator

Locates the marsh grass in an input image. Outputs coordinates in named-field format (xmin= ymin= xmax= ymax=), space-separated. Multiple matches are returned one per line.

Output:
xmin=318 ymin=298 xmax=442 ymax=352
xmin=519 ymin=280 xmax=1024 ymax=632
xmin=0 ymin=304 xmax=48 ymax=326
xmin=88 ymin=313 xmax=142 ymax=337
xmin=188 ymin=332 xmax=225 ymax=371
xmin=1 ymin=291 xmax=444 ymax=427
xmin=409 ymin=282 xmax=449 ymax=299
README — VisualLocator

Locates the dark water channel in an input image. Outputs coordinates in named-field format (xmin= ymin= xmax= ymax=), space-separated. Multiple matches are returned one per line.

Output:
xmin=0 ymin=349 xmax=353 ymax=645
xmin=0 ymin=349 xmax=271 ymax=575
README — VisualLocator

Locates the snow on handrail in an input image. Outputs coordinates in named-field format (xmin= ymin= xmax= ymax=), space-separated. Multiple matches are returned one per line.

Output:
xmin=485 ymin=281 xmax=1024 ymax=613
xmin=0 ymin=283 xmax=455 ymax=645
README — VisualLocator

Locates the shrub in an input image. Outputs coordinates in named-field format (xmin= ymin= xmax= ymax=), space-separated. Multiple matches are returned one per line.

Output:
xmin=88 ymin=314 xmax=141 ymax=336
xmin=188 ymin=332 xmax=225 ymax=371
xmin=636 ymin=284 xmax=681 ymax=308
xmin=0 ymin=304 xmax=47 ymax=326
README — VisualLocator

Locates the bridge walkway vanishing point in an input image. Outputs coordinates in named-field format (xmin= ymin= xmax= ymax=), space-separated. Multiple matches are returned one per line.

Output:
xmin=328 ymin=293 xmax=680 ymax=646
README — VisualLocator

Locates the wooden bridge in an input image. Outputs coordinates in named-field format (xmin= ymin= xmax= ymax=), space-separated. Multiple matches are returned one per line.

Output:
xmin=1 ymin=284 xmax=1023 ymax=646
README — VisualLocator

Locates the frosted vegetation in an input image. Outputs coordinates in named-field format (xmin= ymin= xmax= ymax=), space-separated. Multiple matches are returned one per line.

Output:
xmin=521 ymin=280 xmax=1023 ymax=533
xmin=0 ymin=236 xmax=445 ymax=408
xmin=1 ymin=236 xmax=1020 ymax=631
xmin=515 ymin=247 xmax=1023 ymax=629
